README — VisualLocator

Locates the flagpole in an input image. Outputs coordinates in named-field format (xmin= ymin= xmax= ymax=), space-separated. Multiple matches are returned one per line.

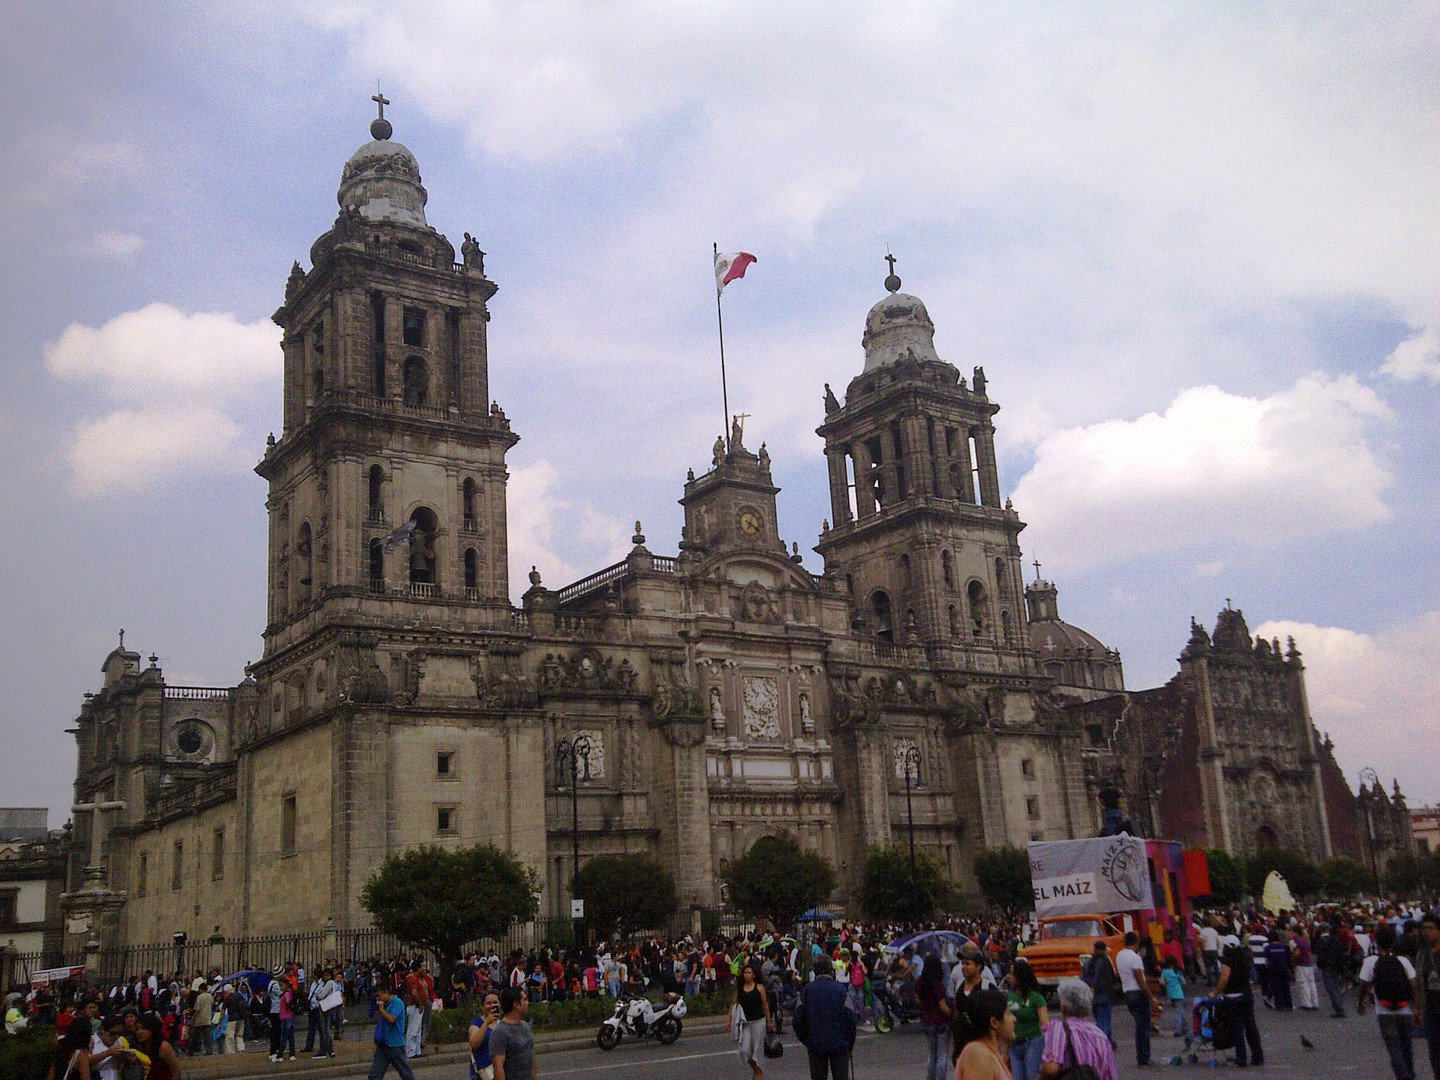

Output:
xmin=715 ymin=242 xmax=731 ymax=456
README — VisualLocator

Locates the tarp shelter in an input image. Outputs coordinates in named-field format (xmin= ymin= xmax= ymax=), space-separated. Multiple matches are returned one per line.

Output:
xmin=1261 ymin=871 xmax=1296 ymax=914
xmin=797 ymin=909 xmax=838 ymax=922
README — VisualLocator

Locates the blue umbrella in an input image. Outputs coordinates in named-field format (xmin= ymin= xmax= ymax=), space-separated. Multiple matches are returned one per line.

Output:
xmin=883 ymin=930 xmax=972 ymax=956
xmin=797 ymin=908 xmax=838 ymax=922
xmin=220 ymin=969 xmax=272 ymax=991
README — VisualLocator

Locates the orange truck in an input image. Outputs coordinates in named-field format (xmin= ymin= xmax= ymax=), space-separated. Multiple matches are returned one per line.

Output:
xmin=1021 ymin=837 xmax=1198 ymax=988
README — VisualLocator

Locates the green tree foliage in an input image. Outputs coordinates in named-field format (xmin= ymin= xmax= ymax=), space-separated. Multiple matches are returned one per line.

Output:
xmin=1200 ymin=849 xmax=1250 ymax=906
xmin=973 ymin=846 xmax=1033 ymax=914
xmin=1321 ymin=856 xmax=1372 ymax=899
xmin=572 ymin=852 xmax=679 ymax=939
xmin=724 ymin=834 xmax=835 ymax=929
xmin=361 ymin=843 xmax=539 ymax=964
xmin=1384 ymin=853 xmax=1440 ymax=898
xmin=859 ymin=845 xmax=952 ymax=922
xmin=1245 ymin=848 xmax=1323 ymax=900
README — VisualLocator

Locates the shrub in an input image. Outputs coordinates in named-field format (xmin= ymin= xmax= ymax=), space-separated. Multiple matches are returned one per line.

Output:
xmin=0 ymin=1025 xmax=61 ymax=1080
xmin=427 ymin=992 xmax=730 ymax=1042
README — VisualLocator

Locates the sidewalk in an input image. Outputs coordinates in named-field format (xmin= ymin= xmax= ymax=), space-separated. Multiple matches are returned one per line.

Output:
xmin=177 ymin=1014 xmax=729 ymax=1079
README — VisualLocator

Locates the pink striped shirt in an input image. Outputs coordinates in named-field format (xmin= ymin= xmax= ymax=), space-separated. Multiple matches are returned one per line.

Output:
xmin=1041 ymin=1017 xmax=1118 ymax=1080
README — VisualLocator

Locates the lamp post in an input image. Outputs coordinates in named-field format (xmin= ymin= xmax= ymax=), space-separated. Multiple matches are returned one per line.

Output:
xmin=556 ymin=734 xmax=592 ymax=945
xmin=1360 ymin=766 xmax=1382 ymax=897
xmin=902 ymin=745 xmax=922 ymax=925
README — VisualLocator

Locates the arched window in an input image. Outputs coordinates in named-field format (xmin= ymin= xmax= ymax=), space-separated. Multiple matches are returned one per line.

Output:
xmin=408 ymin=507 xmax=439 ymax=585
xmin=871 ymin=590 xmax=893 ymax=642
xmin=296 ymin=523 xmax=314 ymax=602
xmin=948 ymin=604 xmax=959 ymax=638
xmin=368 ymin=539 xmax=384 ymax=592
xmin=462 ymin=478 xmax=478 ymax=528
xmin=899 ymin=553 xmax=911 ymax=585
xmin=464 ymin=547 xmax=478 ymax=591
xmin=967 ymin=580 xmax=988 ymax=639
xmin=403 ymin=356 xmax=429 ymax=407
xmin=941 ymin=550 xmax=954 ymax=589
xmin=1001 ymin=609 xmax=1013 ymax=645
xmin=1256 ymin=825 xmax=1278 ymax=850
xmin=367 ymin=464 xmax=385 ymax=522
xmin=995 ymin=557 xmax=1008 ymax=597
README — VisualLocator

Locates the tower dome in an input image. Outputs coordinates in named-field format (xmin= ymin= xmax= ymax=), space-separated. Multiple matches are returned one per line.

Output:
xmin=336 ymin=118 xmax=429 ymax=228
xmin=861 ymin=270 xmax=941 ymax=371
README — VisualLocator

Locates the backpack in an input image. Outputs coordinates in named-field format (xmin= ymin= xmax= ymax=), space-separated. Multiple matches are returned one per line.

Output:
xmin=1053 ymin=1019 xmax=1101 ymax=1080
xmin=1372 ymin=955 xmax=1413 ymax=1010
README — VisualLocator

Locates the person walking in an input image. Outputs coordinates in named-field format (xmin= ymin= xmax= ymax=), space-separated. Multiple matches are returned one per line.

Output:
xmin=729 ymin=960 xmax=774 ymax=1080
xmin=367 ymin=984 xmax=417 ymax=1080
xmin=1263 ymin=930 xmax=1293 ymax=1011
xmin=1215 ymin=933 xmax=1263 ymax=1068
xmin=221 ymin=984 xmax=246 ymax=1054
xmin=794 ymin=954 xmax=856 ymax=1080
xmin=312 ymin=967 xmax=339 ymax=1058
xmin=953 ymin=987 xmax=1016 ymax=1080
xmin=190 ymin=981 xmax=215 ymax=1056
xmin=1414 ymin=912 xmax=1440 ymax=1080
xmin=1317 ymin=916 xmax=1349 ymax=1018
xmin=917 ymin=955 xmax=953 ymax=1080
xmin=278 ymin=977 xmax=300 ymax=1061
xmin=1160 ymin=957 xmax=1187 ymax=1037
xmin=1004 ymin=958 xmax=1048 ymax=1080
xmin=1292 ymin=926 xmax=1320 ymax=1010
xmin=490 ymin=987 xmax=537 ymax=1080
xmin=1039 ymin=978 xmax=1118 ymax=1080
xmin=1358 ymin=923 xmax=1417 ymax=1080
xmin=267 ymin=966 xmax=286 ymax=1061
xmin=1115 ymin=932 xmax=1153 ymax=1068
xmin=1082 ymin=941 xmax=1118 ymax=1044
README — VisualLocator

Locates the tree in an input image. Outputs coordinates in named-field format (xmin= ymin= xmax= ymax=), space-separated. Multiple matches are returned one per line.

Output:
xmin=724 ymin=834 xmax=835 ymax=929
xmin=1245 ymin=848 xmax=1322 ymax=900
xmin=361 ymin=843 xmax=539 ymax=965
xmin=859 ymin=845 xmax=952 ymax=923
xmin=1202 ymin=849 xmax=1248 ymax=906
xmin=1385 ymin=854 xmax=1440 ymax=898
xmin=1322 ymin=856 xmax=1371 ymax=900
xmin=973 ymin=846 xmax=1032 ymax=914
xmin=572 ymin=853 xmax=678 ymax=939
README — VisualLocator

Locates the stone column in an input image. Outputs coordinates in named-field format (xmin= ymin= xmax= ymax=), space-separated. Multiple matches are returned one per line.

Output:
xmin=901 ymin=416 xmax=931 ymax=497
xmin=974 ymin=423 xmax=1001 ymax=508
xmin=954 ymin=428 xmax=976 ymax=504
xmin=934 ymin=424 xmax=954 ymax=499
xmin=852 ymin=442 xmax=877 ymax=517
xmin=825 ymin=449 xmax=852 ymax=525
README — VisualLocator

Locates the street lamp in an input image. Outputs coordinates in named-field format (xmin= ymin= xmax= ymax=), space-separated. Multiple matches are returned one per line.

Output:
xmin=1360 ymin=766 xmax=1382 ymax=897
xmin=902 ymin=745 xmax=922 ymax=925
xmin=556 ymin=734 xmax=592 ymax=944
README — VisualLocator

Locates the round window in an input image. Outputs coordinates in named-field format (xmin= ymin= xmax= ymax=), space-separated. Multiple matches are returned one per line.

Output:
xmin=177 ymin=727 xmax=203 ymax=754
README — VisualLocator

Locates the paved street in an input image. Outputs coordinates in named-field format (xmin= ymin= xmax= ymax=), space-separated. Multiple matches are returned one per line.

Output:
xmin=314 ymin=998 xmax=1423 ymax=1079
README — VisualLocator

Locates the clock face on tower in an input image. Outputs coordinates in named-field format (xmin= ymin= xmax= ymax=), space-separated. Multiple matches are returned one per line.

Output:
xmin=738 ymin=509 xmax=762 ymax=536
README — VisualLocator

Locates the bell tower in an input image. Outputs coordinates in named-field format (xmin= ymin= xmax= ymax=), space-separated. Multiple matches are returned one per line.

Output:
xmin=256 ymin=100 xmax=518 ymax=667
xmin=815 ymin=262 xmax=1031 ymax=675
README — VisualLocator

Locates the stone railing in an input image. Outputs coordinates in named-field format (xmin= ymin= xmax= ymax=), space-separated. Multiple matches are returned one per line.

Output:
xmin=163 ymin=686 xmax=232 ymax=701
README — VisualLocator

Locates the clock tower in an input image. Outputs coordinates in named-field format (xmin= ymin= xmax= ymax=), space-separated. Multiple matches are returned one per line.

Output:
xmin=678 ymin=426 xmax=786 ymax=558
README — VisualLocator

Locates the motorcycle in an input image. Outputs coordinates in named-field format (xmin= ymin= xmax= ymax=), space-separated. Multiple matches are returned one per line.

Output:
xmin=596 ymin=992 xmax=686 ymax=1050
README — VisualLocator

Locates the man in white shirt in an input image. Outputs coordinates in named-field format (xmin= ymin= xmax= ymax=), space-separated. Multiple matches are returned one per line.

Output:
xmin=1359 ymin=923 xmax=1417 ymax=1080
xmin=1199 ymin=922 xmax=1221 ymax=984
xmin=1115 ymin=932 xmax=1153 ymax=1068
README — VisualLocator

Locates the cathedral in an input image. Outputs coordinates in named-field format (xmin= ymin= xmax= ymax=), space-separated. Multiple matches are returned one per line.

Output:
xmin=60 ymin=109 xmax=1400 ymax=952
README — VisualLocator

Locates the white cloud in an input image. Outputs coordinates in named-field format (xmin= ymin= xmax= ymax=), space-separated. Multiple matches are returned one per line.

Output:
xmin=1256 ymin=614 xmax=1440 ymax=804
xmin=45 ymin=304 xmax=279 ymax=398
xmin=93 ymin=232 xmax=144 ymax=261
xmin=1381 ymin=328 xmax=1440 ymax=384
xmin=505 ymin=459 xmax=632 ymax=597
xmin=1012 ymin=374 xmax=1393 ymax=571
xmin=67 ymin=407 xmax=253 ymax=496
xmin=44 ymin=304 xmax=280 ymax=494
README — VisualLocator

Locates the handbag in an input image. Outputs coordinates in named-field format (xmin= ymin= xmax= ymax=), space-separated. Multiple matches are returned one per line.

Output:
xmin=1053 ymin=1019 xmax=1100 ymax=1080
xmin=763 ymin=1029 xmax=784 ymax=1058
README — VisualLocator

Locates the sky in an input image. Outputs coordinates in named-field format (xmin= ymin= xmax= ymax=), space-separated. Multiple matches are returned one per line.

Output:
xmin=2 ymin=1 xmax=1437 ymax=826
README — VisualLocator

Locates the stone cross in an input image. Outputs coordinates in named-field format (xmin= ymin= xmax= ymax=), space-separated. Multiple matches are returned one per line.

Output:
xmin=372 ymin=90 xmax=390 ymax=120
xmin=885 ymin=253 xmax=897 ymax=276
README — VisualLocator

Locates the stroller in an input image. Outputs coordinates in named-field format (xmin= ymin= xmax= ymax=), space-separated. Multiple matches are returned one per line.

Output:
xmin=1169 ymin=996 xmax=1226 ymax=1066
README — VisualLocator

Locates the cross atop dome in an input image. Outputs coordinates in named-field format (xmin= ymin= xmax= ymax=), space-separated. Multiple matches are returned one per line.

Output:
xmin=370 ymin=87 xmax=393 ymax=140
xmin=884 ymin=251 xmax=901 ymax=293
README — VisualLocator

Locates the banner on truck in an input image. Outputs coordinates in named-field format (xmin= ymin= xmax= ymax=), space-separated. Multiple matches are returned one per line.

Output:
xmin=1028 ymin=836 xmax=1153 ymax=917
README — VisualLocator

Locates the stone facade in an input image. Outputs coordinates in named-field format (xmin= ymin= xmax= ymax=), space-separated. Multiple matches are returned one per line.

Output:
xmin=61 ymin=113 xmax=1397 ymax=949
xmin=1066 ymin=606 xmax=1411 ymax=871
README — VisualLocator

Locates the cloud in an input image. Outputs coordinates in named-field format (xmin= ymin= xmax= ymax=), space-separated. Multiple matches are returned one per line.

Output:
xmin=67 ymin=408 xmax=253 ymax=496
xmin=505 ymin=459 xmax=632 ymax=597
xmin=44 ymin=304 xmax=280 ymax=494
xmin=1012 ymin=374 xmax=1393 ymax=571
xmin=45 ymin=303 xmax=279 ymax=398
xmin=92 ymin=232 xmax=144 ymax=261
xmin=1256 ymin=613 xmax=1440 ymax=804
xmin=1381 ymin=328 xmax=1440 ymax=383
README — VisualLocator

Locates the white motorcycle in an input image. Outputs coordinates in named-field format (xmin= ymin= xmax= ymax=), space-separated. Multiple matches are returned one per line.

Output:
xmin=596 ymin=991 xmax=686 ymax=1049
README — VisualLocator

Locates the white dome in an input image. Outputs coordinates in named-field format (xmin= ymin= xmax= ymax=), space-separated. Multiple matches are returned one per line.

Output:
xmin=337 ymin=138 xmax=428 ymax=228
xmin=862 ymin=291 xmax=940 ymax=371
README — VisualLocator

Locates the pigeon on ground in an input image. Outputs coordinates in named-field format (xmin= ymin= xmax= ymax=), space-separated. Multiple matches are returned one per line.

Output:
xmin=1300 ymin=1034 xmax=1315 ymax=1049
